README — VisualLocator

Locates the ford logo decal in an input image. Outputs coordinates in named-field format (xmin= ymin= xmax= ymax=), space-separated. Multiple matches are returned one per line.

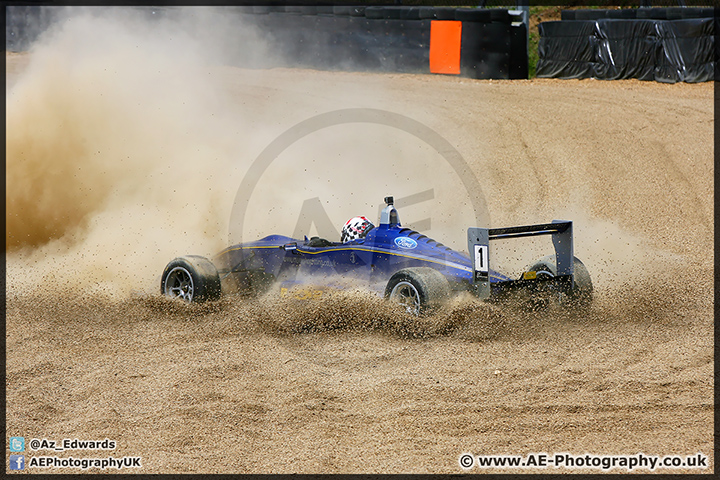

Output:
xmin=395 ymin=237 xmax=418 ymax=249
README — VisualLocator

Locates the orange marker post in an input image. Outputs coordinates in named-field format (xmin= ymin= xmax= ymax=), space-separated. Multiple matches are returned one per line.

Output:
xmin=429 ymin=20 xmax=462 ymax=75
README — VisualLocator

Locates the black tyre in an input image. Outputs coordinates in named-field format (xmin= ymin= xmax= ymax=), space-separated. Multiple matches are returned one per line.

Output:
xmin=648 ymin=8 xmax=668 ymax=20
xmin=161 ymin=255 xmax=221 ymax=303
xmin=365 ymin=6 xmax=384 ymax=19
xmin=418 ymin=6 xmax=436 ymax=19
xmin=399 ymin=7 xmax=422 ymax=20
xmin=435 ymin=7 xmax=456 ymax=20
xmin=490 ymin=9 xmax=511 ymax=23
xmin=455 ymin=8 xmax=492 ymax=22
xmin=526 ymin=255 xmax=593 ymax=308
xmin=385 ymin=7 xmax=405 ymax=19
xmin=575 ymin=9 xmax=606 ymax=20
xmin=348 ymin=6 xmax=366 ymax=17
xmin=384 ymin=267 xmax=451 ymax=315
xmin=333 ymin=6 xmax=351 ymax=16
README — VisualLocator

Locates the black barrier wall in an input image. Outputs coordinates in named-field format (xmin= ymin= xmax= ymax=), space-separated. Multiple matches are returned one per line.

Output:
xmin=561 ymin=7 xmax=715 ymax=21
xmin=537 ymin=12 xmax=715 ymax=83
xmin=6 ymin=5 xmax=528 ymax=80
xmin=6 ymin=5 xmax=58 ymax=51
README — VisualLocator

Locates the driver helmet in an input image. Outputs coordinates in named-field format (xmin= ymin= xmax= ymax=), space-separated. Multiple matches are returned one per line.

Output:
xmin=341 ymin=216 xmax=375 ymax=243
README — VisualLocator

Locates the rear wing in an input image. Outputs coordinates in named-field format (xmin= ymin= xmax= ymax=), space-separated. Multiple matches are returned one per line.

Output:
xmin=467 ymin=220 xmax=574 ymax=299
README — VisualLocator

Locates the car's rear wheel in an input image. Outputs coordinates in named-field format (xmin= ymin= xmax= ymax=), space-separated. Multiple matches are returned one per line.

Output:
xmin=525 ymin=255 xmax=593 ymax=308
xmin=385 ymin=267 xmax=451 ymax=315
xmin=161 ymin=256 xmax=221 ymax=303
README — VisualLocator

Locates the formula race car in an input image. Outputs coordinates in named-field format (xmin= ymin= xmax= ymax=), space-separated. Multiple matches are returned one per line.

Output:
xmin=161 ymin=196 xmax=593 ymax=314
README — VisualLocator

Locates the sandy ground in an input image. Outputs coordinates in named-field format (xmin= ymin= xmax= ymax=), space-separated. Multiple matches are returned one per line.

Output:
xmin=5 ymin=30 xmax=713 ymax=474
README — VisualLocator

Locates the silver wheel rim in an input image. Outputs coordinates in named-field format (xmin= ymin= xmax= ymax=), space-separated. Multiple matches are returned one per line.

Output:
xmin=533 ymin=269 xmax=557 ymax=303
xmin=164 ymin=266 xmax=194 ymax=302
xmin=390 ymin=281 xmax=421 ymax=315
xmin=535 ymin=269 xmax=554 ymax=280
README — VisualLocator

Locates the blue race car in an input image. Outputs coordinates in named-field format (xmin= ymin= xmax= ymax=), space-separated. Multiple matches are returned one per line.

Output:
xmin=160 ymin=196 xmax=593 ymax=313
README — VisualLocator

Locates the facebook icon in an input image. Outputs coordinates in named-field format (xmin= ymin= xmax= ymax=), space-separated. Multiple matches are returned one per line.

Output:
xmin=9 ymin=454 xmax=25 ymax=470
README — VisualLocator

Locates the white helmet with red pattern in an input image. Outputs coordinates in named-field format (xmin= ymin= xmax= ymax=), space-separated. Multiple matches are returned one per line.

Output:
xmin=341 ymin=216 xmax=375 ymax=243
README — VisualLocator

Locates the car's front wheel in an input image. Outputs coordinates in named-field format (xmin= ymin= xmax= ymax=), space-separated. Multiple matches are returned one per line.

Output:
xmin=385 ymin=267 xmax=451 ymax=315
xmin=161 ymin=256 xmax=221 ymax=303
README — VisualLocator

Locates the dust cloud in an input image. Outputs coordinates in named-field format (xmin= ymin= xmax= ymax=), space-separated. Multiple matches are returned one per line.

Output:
xmin=238 ymin=124 xmax=479 ymax=249
xmin=6 ymin=7 xmax=478 ymax=296
xmin=6 ymin=8 xmax=277 ymax=296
